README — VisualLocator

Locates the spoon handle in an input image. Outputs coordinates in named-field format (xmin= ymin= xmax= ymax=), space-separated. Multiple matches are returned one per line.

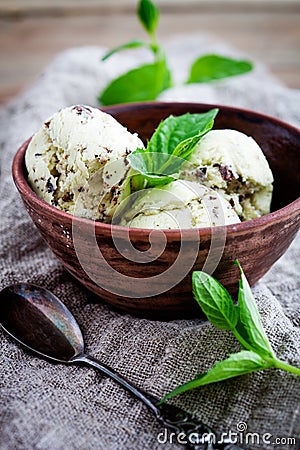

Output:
xmin=76 ymin=353 xmax=159 ymax=414
xmin=75 ymin=354 xmax=244 ymax=450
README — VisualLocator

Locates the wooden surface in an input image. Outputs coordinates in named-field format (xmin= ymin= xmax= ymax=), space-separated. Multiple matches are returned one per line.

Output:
xmin=1 ymin=0 xmax=300 ymax=105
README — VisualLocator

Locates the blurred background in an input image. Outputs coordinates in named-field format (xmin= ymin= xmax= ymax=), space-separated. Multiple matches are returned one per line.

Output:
xmin=1 ymin=0 xmax=299 ymax=105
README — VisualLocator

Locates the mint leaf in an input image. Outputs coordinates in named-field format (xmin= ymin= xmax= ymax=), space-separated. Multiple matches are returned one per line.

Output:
xmin=101 ymin=40 xmax=149 ymax=61
xmin=99 ymin=60 xmax=167 ymax=105
xmin=161 ymin=351 xmax=269 ymax=402
xmin=162 ymin=62 xmax=172 ymax=90
xmin=173 ymin=131 xmax=209 ymax=161
xmin=187 ymin=54 xmax=253 ymax=84
xmin=137 ymin=0 xmax=159 ymax=36
xmin=128 ymin=152 xmax=182 ymax=188
xmin=127 ymin=109 xmax=218 ymax=187
xmin=234 ymin=261 xmax=275 ymax=358
xmin=147 ymin=110 xmax=217 ymax=156
xmin=192 ymin=271 xmax=239 ymax=330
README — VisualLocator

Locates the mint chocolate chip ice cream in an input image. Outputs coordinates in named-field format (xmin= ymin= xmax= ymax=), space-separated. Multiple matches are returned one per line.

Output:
xmin=25 ymin=105 xmax=144 ymax=222
xmin=180 ymin=129 xmax=274 ymax=220
xmin=117 ymin=180 xmax=240 ymax=229
xmin=25 ymin=106 xmax=273 ymax=228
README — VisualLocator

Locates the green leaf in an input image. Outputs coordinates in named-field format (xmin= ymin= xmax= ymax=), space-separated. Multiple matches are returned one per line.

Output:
xmin=137 ymin=0 xmax=159 ymax=35
xmin=127 ymin=109 xmax=218 ymax=187
xmin=101 ymin=40 xmax=149 ymax=61
xmin=234 ymin=260 xmax=275 ymax=358
xmin=173 ymin=130 xmax=208 ymax=161
xmin=161 ymin=351 xmax=269 ymax=402
xmin=192 ymin=271 xmax=239 ymax=330
xmin=187 ymin=54 xmax=253 ymax=84
xmin=142 ymin=174 xmax=176 ymax=188
xmin=162 ymin=63 xmax=172 ymax=90
xmin=128 ymin=152 xmax=184 ymax=179
xmin=147 ymin=110 xmax=218 ymax=156
xmin=99 ymin=60 xmax=167 ymax=105
xmin=128 ymin=151 xmax=179 ymax=187
xmin=129 ymin=172 xmax=147 ymax=192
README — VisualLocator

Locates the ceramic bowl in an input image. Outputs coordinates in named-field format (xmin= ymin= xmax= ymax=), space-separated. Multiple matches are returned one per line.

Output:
xmin=12 ymin=102 xmax=300 ymax=318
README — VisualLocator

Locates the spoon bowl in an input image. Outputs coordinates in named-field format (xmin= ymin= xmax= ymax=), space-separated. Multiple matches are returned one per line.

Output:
xmin=0 ymin=283 xmax=83 ymax=362
xmin=0 ymin=283 xmax=242 ymax=449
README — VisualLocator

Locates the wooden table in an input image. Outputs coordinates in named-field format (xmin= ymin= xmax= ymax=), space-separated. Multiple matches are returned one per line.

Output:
xmin=1 ymin=0 xmax=299 ymax=105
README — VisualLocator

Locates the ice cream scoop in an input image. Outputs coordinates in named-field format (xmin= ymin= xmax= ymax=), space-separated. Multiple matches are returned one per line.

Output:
xmin=180 ymin=129 xmax=274 ymax=220
xmin=117 ymin=180 xmax=240 ymax=229
xmin=25 ymin=105 xmax=144 ymax=222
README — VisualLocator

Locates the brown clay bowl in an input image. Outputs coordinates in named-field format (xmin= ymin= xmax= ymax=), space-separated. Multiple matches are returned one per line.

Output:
xmin=12 ymin=102 xmax=300 ymax=319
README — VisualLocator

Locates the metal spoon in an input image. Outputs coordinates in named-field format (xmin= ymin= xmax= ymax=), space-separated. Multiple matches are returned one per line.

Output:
xmin=0 ymin=283 xmax=243 ymax=450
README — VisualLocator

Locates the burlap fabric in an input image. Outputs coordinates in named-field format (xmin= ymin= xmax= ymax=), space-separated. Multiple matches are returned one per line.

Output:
xmin=0 ymin=36 xmax=299 ymax=450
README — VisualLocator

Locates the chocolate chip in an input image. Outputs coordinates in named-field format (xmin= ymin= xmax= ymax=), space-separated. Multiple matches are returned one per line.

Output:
xmin=35 ymin=153 xmax=42 ymax=157
xmin=219 ymin=165 xmax=235 ymax=182
xmin=229 ymin=198 xmax=235 ymax=208
xmin=72 ymin=105 xmax=93 ymax=116
xmin=62 ymin=193 xmax=73 ymax=202
xmin=46 ymin=178 xmax=55 ymax=193
xmin=73 ymin=106 xmax=83 ymax=115
xmin=44 ymin=120 xmax=51 ymax=128
xmin=195 ymin=167 xmax=207 ymax=179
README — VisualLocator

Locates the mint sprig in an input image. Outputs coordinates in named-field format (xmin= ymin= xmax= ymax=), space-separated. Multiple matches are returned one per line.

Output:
xmin=99 ymin=0 xmax=171 ymax=105
xmin=160 ymin=261 xmax=300 ymax=403
xmin=127 ymin=108 xmax=218 ymax=188
xmin=99 ymin=0 xmax=253 ymax=106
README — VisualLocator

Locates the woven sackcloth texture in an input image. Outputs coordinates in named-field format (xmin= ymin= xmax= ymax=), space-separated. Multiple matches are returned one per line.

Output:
xmin=0 ymin=35 xmax=299 ymax=450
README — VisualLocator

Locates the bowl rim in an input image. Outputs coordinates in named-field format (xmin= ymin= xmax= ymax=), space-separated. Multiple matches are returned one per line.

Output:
xmin=12 ymin=101 xmax=300 ymax=239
